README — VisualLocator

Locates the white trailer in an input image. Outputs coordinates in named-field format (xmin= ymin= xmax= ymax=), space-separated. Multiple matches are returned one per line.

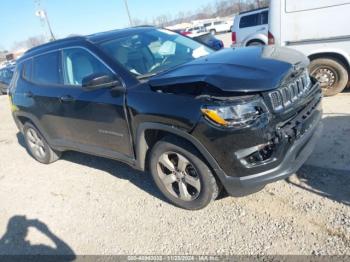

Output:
xmin=269 ymin=0 xmax=350 ymax=96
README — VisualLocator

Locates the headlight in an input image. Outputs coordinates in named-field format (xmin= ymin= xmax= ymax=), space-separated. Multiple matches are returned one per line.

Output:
xmin=201 ymin=96 xmax=270 ymax=129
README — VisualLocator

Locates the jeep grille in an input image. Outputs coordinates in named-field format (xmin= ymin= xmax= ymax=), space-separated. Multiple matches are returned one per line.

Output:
xmin=268 ymin=71 xmax=312 ymax=112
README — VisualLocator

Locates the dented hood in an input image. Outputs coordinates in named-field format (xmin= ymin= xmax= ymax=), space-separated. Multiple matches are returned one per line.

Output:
xmin=149 ymin=46 xmax=309 ymax=93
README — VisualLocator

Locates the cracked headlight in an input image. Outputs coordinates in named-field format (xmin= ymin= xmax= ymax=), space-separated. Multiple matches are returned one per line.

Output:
xmin=201 ymin=96 xmax=270 ymax=129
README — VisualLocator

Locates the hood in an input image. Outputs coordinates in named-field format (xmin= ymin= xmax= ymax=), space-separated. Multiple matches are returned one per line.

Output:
xmin=149 ymin=46 xmax=309 ymax=93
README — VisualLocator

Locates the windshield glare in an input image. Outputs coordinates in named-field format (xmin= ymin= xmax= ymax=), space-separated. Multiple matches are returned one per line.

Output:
xmin=99 ymin=29 xmax=213 ymax=78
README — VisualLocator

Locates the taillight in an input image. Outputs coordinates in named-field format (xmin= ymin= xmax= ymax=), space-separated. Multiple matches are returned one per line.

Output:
xmin=232 ymin=32 xmax=237 ymax=45
xmin=268 ymin=31 xmax=275 ymax=45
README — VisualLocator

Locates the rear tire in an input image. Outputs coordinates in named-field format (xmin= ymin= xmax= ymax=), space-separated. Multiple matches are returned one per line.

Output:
xmin=149 ymin=137 xmax=219 ymax=210
xmin=247 ymin=40 xmax=265 ymax=47
xmin=23 ymin=122 xmax=61 ymax=164
xmin=309 ymin=58 xmax=348 ymax=96
xmin=210 ymin=29 xmax=216 ymax=36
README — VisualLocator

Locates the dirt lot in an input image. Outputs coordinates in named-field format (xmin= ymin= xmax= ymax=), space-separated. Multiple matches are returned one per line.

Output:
xmin=0 ymin=93 xmax=349 ymax=256
xmin=216 ymin=32 xmax=232 ymax=48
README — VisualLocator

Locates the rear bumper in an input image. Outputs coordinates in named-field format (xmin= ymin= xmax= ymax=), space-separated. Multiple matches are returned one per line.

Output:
xmin=216 ymin=114 xmax=323 ymax=197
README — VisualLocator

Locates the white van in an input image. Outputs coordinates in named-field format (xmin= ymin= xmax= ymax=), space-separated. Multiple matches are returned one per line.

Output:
xmin=269 ymin=0 xmax=350 ymax=96
xmin=231 ymin=8 xmax=269 ymax=47
xmin=203 ymin=20 xmax=233 ymax=35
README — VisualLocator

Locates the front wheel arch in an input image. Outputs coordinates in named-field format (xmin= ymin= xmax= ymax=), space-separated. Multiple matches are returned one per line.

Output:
xmin=309 ymin=52 xmax=350 ymax=73
xmin=135 ymin=123 xmax=222 ymax=174
xmin=309 ymin=57 xmax=349 ymax=96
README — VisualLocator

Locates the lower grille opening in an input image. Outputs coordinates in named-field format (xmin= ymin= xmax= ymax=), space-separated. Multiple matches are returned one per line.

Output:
xmin=244 ymin=143 xmax=275 ymax=167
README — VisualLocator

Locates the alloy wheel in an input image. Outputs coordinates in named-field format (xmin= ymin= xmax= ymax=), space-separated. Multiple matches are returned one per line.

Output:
xmin=156 ymin=152 xmax=201 ymax=201
xmin=26 ymin=128 xmax=46 ymax=159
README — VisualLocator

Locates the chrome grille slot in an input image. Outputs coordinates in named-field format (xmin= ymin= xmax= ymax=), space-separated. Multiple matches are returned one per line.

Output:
xmin=281 ymin=87 xmax=291 ymax=106
xmin=268 ymin=70 xmax=312 ymax=112
xmin=291 ymin=83 xmax=298 ymax=102
xmin=269 ymin=91 xmax=283 ymax=112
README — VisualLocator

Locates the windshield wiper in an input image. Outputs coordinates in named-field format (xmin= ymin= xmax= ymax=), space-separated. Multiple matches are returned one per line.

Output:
xmin=137 ymin=72 xmax=158 ymax=80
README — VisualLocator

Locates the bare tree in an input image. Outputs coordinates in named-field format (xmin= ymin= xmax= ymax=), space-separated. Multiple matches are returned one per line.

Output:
xmin=257 ymin=0 xmax=269 ymax=8
xmin=12 ymin=35 xmax=46 ymax=51
xmin=27 ymin=36 xmax=46 ymax=48
xmin=150 ymin=0 xmax=270 ymax=28
xmin=177 ymin=11 xmax=186 ymax=23
xmin=132 ymin=17 xmax=151 ymax=26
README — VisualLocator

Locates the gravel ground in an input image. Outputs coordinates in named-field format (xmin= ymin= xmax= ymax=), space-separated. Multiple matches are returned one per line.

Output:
xmin=0 ymin=93 xmax=349 ymax=256
xmin=216 ymin=32 xmax=232 ymax=48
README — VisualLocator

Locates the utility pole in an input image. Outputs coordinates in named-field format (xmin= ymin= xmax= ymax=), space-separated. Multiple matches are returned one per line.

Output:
xmin=44 ymin=10 xmax=55 ymax=40
xmin=34 ymin=0 xmax=56 ymax=41
xmin=123 ymin=0 xmax=133 ymax=26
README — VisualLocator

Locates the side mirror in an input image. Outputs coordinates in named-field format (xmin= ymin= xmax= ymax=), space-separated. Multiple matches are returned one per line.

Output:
xmin=82 ymin=73 xmax=122 ymax=91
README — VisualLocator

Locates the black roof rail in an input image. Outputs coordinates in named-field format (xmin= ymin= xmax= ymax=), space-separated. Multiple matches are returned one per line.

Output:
xmin=24 ymin=36 xmax=86 ymax=56
xmin=130 ymin=25 xmax=155 ymax=28
xmin=239 ymin=7 xmax=268 ymax=15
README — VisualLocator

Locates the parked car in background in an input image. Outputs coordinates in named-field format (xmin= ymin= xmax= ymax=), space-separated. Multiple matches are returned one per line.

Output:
xmin=10 ymin=27 xmax=322 ymax=210
xmin=269 ymin=0 xmax=350 ymax=96
xmin=0 ymin=66 xmax=14 ymax=94
xmin=184 ymin=26 xmax=207 ymax=37
xmin=2 ymin=60 xmax=16 ymax=68
xmin=203 ymin=20 xmax=233 ymax=35
xmin=193 ymin=33 xmax=224 ymax=50
xmin=231 ymin=8 xmax=269 ymax=47
xmin=175 ymin=29 xmax=224 ymax=50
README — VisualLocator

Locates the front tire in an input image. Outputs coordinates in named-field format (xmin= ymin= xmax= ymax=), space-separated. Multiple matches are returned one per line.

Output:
xmin=309 ymin=58 xmax=349 ymax=96
xmin=149 ymin=137 xmax=220 ymax=210
xmin=23 ymin=122 xmax=61 ymax=164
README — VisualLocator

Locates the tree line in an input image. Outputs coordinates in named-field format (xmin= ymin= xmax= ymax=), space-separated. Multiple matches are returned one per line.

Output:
xmin=133 ymin=0 xmax=269 ymax=27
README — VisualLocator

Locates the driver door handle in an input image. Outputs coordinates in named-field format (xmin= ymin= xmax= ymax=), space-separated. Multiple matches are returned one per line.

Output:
xmin=60 ymin=95 xmax=75 ymax=103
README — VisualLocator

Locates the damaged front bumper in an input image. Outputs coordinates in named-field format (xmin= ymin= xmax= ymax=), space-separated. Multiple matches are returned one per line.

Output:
xmin=217 ymin=110 xmax=322 ymax=196
xmin=191 ymin=82 xmax=323 ymax=197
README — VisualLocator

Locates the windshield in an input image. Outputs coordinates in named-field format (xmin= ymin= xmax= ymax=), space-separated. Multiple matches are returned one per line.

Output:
xmin=98 ymin=28 xmax=213 ymax=78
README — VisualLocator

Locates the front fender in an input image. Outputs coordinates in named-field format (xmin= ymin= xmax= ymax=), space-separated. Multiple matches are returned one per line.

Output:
xmin=134 ymin=122 xmax=222 ymax=173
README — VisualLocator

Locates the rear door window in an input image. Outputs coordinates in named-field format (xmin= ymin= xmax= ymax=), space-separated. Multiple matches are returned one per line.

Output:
xmin=22 ymin=59 xmax=33 ymax=81
xmin=260 ymin=11 xmax=269 ymax=25
xmin=32 ymin=52 xmax=61 ymax=85
xmin=239 ymin=13 xmax=259 ymax=28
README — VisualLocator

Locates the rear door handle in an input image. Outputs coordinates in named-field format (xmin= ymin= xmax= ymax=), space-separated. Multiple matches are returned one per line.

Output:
xmin=24 ymin=91 xmax=33 ymax=98
xmin=60 ymin=95 xmax=75 ymax=102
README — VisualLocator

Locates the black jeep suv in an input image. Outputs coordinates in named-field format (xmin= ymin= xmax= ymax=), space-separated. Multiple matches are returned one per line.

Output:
xmin=9 ymin=27 xmax=322 ymax=210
